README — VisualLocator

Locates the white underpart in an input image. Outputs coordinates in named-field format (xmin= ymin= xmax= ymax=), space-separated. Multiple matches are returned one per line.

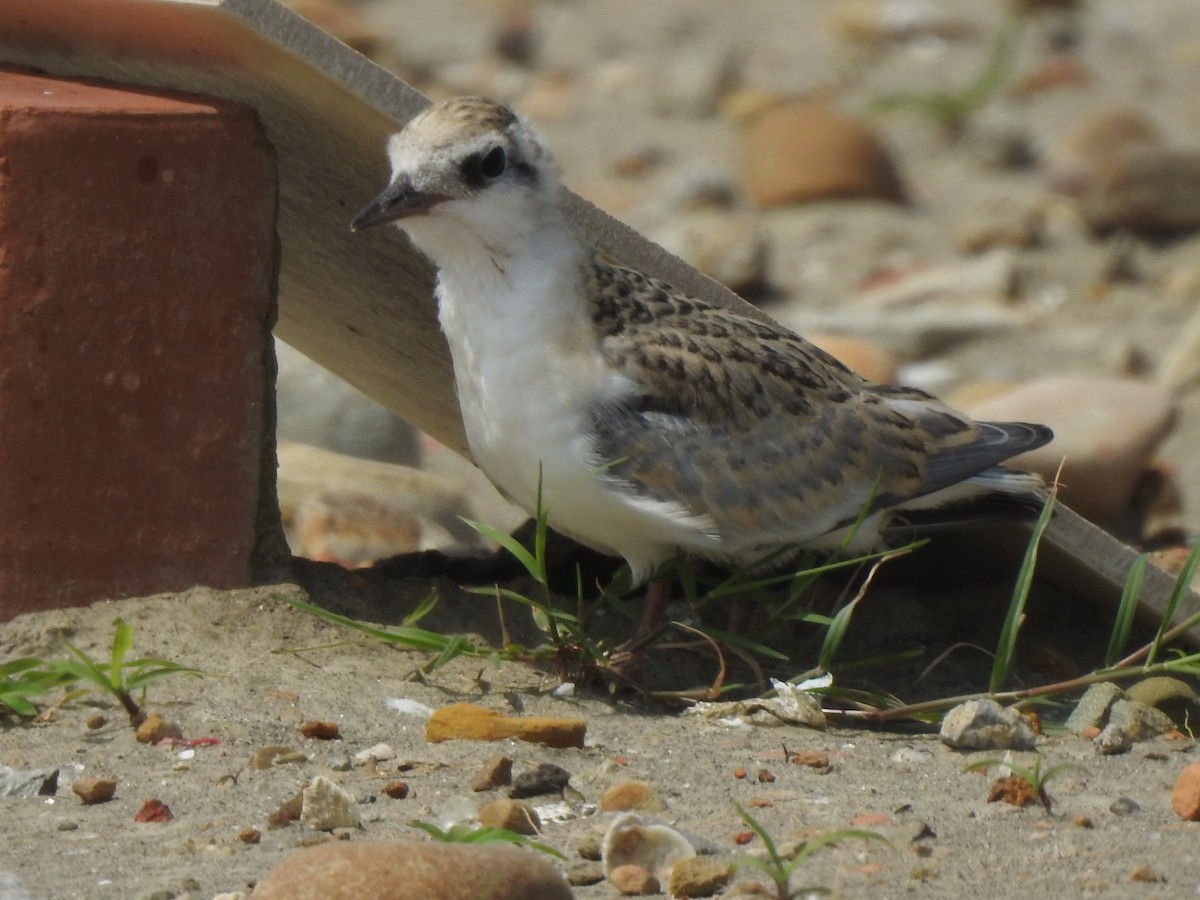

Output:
xmin=398 ymin=190 xmax=719 ymax=584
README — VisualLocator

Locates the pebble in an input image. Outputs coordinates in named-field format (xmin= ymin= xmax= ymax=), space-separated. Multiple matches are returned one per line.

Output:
xmin=382 ymin=781 xmax=409 ymax=800
xmin=741 ymin=100 xmax=906 ymax=209
xmin=134 ymin=798 xmax=174 ymax=823
xmin=1104 ymin=699 xmax=1175 ymax=743
xmin=955 ymin=375 xmax=1177 ymax=523
xmin=71 ymin=776 xmax=117 ymax=805
xmin=1124 ymin=677 xmax=1200 ymax=728
xmin=1046 ymin=108 xmax=1162 ymax=197
xmin=509 ymin=762 xmax=572 ymax=799
xmin=478 ymin=798 xmax=541 ymax=835
xmin=650 ymin=212 xmax=768 ymax=295
xmin=300 ymin=775 xmax=361 ymax=831
xmin=250 ymin=746 xmax=308 ymax=769
xmin=135 ymin=712 xmax=183 ymax=745
xmin=290 ymin=488 xmax=423 ymax=567
xmin=667 ymin=857 xmax=733 ymax=898
xmin=1109 ymin=795 xmax=1140 ymax=816
xmin=1170 ymin=763 xmax=1200 ymax=821
xmin=609 ymin=864 xmax=659 ymax=896
xmin=1078 ymin=148 xmax=1200 ymax=235
xmin=354 ymin=743 xmax=396 ymax=765
xmin=939 ymin=699 xmax=1037 ymax=751
xmin=252 ymin=840 xmax=573 ymax=900
xmin=566 ymin=860 xmax=605 ymax=886
xmin=1064 ymin=682 xmax=1125 ymax=734
xmin=471 ymin=755 xmax=514 ymax=792
xmin=599 ymin=781 xmax=666 ymax=813
xmin=425 ymin=702 xmax=586 ymax=750
xmin=602 ymin=812 xmax=696 ymax=884
xmin=299 ymin=720 xmax=340 ymax=741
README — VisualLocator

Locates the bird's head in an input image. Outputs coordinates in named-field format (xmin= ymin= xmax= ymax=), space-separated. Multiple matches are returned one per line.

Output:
xmin=351 ymin=96 xmax=561 ymax=258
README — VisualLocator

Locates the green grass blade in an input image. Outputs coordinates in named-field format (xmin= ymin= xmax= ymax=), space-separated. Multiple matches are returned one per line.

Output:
xmin=462 ymin=519 xmax=542 ymax=580
xmin=1106 ymin=554 xmax=1148 ymax=667
xmin=989 ymin=486 xmax=1056 ymax=694
xmin=109 ymin=618 xmax=134 ymax=687
xmin=1146 ymin=539 xmax=1200 ymax=668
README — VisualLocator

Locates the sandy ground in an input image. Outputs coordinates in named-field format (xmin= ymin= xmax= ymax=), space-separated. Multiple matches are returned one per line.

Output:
xmin=5 ymin=1 xmax=1200 ymax=898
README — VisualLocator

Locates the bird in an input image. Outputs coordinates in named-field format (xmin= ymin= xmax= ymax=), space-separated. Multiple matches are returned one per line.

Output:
xmin=351 ymin=96 xmax=1053 ymax=592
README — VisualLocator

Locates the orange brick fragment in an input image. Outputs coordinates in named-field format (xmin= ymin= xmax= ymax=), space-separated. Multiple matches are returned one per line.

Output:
xmin=425 ymin=702 xmax=586 ymax=749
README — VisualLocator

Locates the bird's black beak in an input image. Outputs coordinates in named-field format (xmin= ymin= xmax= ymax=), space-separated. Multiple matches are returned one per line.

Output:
xmin=350 ymin=179 xmax=448 ymax=231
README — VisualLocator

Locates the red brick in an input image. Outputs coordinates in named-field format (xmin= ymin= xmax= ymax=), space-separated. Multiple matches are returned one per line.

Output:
xmin=0 ymin=67 xmax=278 ymax=619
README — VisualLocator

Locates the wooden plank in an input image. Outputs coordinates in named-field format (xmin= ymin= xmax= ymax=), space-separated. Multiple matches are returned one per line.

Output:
xmin=2 ymin=0 xmax=1195 ymax=642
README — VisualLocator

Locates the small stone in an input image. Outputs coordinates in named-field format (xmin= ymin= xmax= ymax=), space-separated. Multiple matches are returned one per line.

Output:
xmin=599 ymin=781 xmax=666 ymax=813
xmin=250 ymin=746 xmax=307 ymax=769
xmin=1046 ymin=108 xmax=1162 ymax=197
xmin=1065 ymin=682 xmax=1125 ymax=734
xmin=135 ymin=712 xmax=183 ymax=745
xmin=134 ymin=798 xmax=174 ymax=823
xmin=478 ymin=798 xmax=541 ymax=835
xmin=1079 ymin=148 xmax=1200 ymax=235
xmin=1105 ymin=699 xmax=1175 ymax=742
xmin=741 ymin=100 xmax=906 ymax=209
xmin=667 ymin=857 xmax=733 ymax=898
xmin=252 ymin=840 xmax=573 ymax=900
xmin=426 ymin=703 xmax=586 ymax=749
xmin=987 ymin=776 xmax=1040 ymax=808
xmin=939 ymin=699 xmax=1037 ymax=751
xmin=266 ymin=790 xmax=304 ymax=829
xmin=1129 ymin=864 xmax=1162 ymax=883
xmin=85 ymin=714 xmax=106 ymax=730
xmin=300 ymin=720 xmax=340 ymax=740
xmin=1073 ymin=815 xmax=1094 ymax=829
xmin=609 ymin=864 xmax=659 ymax=896
xmin=353 ymin=743 xmax=395 ymax=765
xmin=71 ymin=777 xmax=117 ymax=806
xmin=1109 ymin=796 xmax=1140 ymax=816
xmin=300 ymin=776 xmax=361 ymax=831
xmin=957 ymin=376 xmax=1176 ymax=523
xmin=576 ymin=832 xmax=603 ymax=861
xmin=509 ymin=763 xmax=571 ymax=799
xmin=651 ymin=42 xmax=738 ymax=119
xmin=472 ymin=755 xmax=514 ymax=792
xmin=238 ymin=827 xmax=262 ymax=844
xmin=566 ymin=860 xmax=604 ymax=886
xmin=1170 ymin=763 xmax=1200 ymax=821
xmin=789 ymin=749 xmax=832 ymax=770
xmin=1093 ymin=724 xmax=1133 ymax=756
xmin=381 ymin=781 xmax=409 ymax=800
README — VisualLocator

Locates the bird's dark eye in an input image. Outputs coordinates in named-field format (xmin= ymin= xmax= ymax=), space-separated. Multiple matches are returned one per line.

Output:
xmin=479 ymin=146 xmax=507 ymax=178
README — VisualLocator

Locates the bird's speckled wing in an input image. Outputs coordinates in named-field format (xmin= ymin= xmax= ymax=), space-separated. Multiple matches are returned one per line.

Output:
xmin=582 ymin=257 xmax=1048 ymax=551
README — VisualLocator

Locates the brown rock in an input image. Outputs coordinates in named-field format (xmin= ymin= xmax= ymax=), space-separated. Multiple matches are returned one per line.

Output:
xmin=1171 ymin=763 xmax=1200 ymax=821
xmin=471 ymin=755 xmax=514 ymax=791
xmin=957 ymin=376 xmax=1176 ymax=523
xmin=425 ymin=703 xmax=586 ymax=749
xmin=382 ymin=781 xmax=410 ymax=800
xmin=239 ymin=827 xmax=263 ymax=844
xmin=300 ymin=720 xmax=341 ymax=740
xmin=251 ymin=840 xmax=573 ymax=900
xmin=667 ymin=857 xmax=733 ymax=898
xmin=71 ymin=777 xmax=117 ymax=805
xmin=742 ymin=100 xmax=906 ymax=208
xmin=135 ymin=712 xmax=183 ymax=745
xmin=609 ymin=864 xmax=659 ymax=896
xmin=599 ymin=781 xmax=666 ymax=813
xmin=478 ymin=798 xmax=541 ymax=835
xmin=1079 ymin=148 xmax=1200 ymax=235
xmin=1047 ymin=108 xmax=1161 ymax=196
xmin=134 ymin=798 xmax=174 ymax=823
